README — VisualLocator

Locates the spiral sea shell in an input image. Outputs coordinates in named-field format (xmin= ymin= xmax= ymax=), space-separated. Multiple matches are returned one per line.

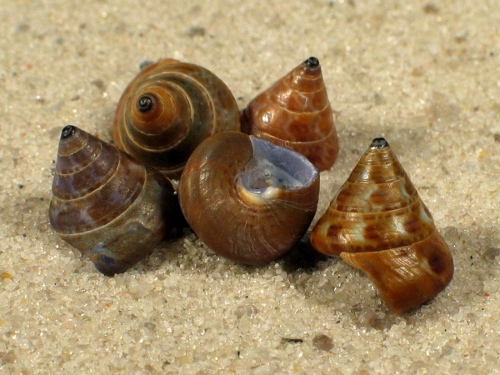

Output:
xmin=113 ymin=58 xmax=240 ymax=179
xmin=241 ymin=57 xmax=339 ymax=171
xmin=49 ymin=125 xmax=179 ymax=276
xmin=178 ymin=131 xmax=320 ymax=265
xmin=310 ymin=137 xmax=454 ymax=314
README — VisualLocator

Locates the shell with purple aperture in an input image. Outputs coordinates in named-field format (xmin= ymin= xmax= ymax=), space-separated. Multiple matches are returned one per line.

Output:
xmin=178 ymin=131 xmax=320 ymax=265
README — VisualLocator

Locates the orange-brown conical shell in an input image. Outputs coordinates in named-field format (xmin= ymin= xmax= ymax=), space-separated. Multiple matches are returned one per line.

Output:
xmin=310 ymin=137 xmax=454 ymax=314
xmin=178 ymin=131 xmax=320 ymax=265
xmin=113 ymin=59 xmax=240 ymax=179
xmin=241 ymin=57 xmax=339 ymax=171
xmin=49 ymin=125 xmax=179 ymax=276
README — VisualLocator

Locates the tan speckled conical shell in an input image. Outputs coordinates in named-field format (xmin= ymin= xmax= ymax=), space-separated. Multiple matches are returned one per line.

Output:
xmin=178 ymin=131 xmax=320 ymax=265
xmin=49 ymin=125 xmax=179 ymax=276
xmin=113 ymin=59 xmax=240 ymax=179
xmin=310 ymin=137 xmax=454 ymax=314
xmin=241 ymin=57 xmax=339 ymax=171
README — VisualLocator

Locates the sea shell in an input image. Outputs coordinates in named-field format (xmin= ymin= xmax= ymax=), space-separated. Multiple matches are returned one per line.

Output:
xmin=310 ymin=137 xmax=454 ymax=314
xmin=241 ymin=56 xmax=339 ymax=171
xmin=178 ymin=131 xmax=320 ymax=265
xmin=113 ymin=58 xmax=240 ymax=179
xmin=49 ymin=125 xmax=179 ymax=276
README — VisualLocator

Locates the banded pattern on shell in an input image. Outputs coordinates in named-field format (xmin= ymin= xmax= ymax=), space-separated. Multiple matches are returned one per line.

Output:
xmin=49 ymin=125 xmax=178 ymax=276
xmin=113 ymin=58 xmax=240 ymax=179
xmin=178 ymin=131 xmax=320 ymax=265
xmin=241 ymin=57 xmax=339 ymax=171
xmin=310 ymin=137 xmax=454 ymax=314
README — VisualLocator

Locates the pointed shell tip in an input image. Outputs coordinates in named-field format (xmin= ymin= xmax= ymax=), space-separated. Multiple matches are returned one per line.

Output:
xmin=370 ymin=137 xmax=389 ymax=149
xmin=61 ymin=125 xmax=76 ymax=140
xmin=305 ymin=56 xmax=320 ymax=68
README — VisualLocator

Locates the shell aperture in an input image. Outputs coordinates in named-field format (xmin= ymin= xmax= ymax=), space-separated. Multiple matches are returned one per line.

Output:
xmin=240 ymin=136 xmax=318 ymax=195
xmin=179 ymin=131 xmax=320 ymax=265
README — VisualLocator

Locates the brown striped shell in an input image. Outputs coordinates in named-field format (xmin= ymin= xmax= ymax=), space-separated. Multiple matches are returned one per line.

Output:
xmin=310 ymin=137 xmax=454 ymax=314
xmin=241 ymin=57 xmax=339 ymax=171
xmin=49 ymin=125 xmax=179 ymax=276
xmin=113 ymin=59 xmax=240 ymax=179
xmin=178 ymin=131 xmax=320 ymax=265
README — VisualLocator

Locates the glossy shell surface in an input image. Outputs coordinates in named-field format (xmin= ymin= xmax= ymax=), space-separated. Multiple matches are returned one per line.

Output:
xmin=241 ymin=57 xmax=339 ymax=171
xmin=310 ymin=137 xmax=454 ymax=314
xmin=49 ymin=125 xmax=178 ymax=276
xmin=178 ymin=131 xmax=320 ymax=265
xmin=113 ymin=59 xmax=240 ymax=179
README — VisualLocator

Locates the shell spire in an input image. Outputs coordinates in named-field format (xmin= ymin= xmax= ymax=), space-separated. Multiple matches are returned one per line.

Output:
xmin=49 ymin=125 xmax=179 ymax=276
xmin=310 ymin=137 xmax=454 ymax=314
xmin=113 ymin=59 xmax=240 ymax=179
xmin=241 ymin=57 xmax=339 ymax=171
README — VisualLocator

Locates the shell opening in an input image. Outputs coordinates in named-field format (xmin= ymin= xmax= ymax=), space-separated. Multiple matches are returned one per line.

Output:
xmin=240 ymin=136 xmax=318 ymax=196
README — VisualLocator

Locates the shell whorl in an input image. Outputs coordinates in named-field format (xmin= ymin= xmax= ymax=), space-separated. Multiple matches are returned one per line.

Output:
xmin=51 ymin=125 xmax=145 ymax=234
xmin=340 ymin=231 xmax=453 ymax=314
xmin=311 ymin=137 xmax=433 ymax=254
xmin=310 ymin=137 xmax=454 ymax=314
xmin=242 ymin=57 xmax=339 ymax=171
xmin=49 ymin=125 xmax=178 ymax=276
xmin=178 ymin=131 xmax=320 ymax=265
xmin=113 ymin=59 xmax=240 ymax=179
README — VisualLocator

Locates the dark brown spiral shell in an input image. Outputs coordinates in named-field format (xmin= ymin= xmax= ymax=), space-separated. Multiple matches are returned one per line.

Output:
xmin=241 ymin=57 xmax=339 ymax=171
xmin=113 ymin=58 xmax=240 ymax=179
xmin=310 ymin=137 xmax=454 ymax=314
xmin=178 ymin=131 xmax=320 ymax=265
xmin=49 ymin=125 xmax=179 ymax=276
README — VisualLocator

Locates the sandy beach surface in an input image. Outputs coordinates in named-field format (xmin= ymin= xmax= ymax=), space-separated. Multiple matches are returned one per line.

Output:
xmin=1 ymin=1 xmax=499 ymax=373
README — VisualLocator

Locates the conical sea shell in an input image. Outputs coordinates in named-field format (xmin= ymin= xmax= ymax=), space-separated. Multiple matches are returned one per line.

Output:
xmin=113 ymin=58 xmax=240 ymax=179
xmin=310 ymin=137 xmax=454 ymax=314
xmin=49 ymin=125 xmax=179 ymax=276
xmin=241 ymin=57 xmax=339 ymax=171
